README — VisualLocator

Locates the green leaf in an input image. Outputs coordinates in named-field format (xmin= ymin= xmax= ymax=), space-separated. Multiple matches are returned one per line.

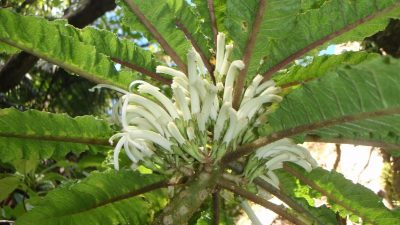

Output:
xmin=0 ymin=41 xmax=20 ymax=54
xmin=54 ymin=21 xmax=159 ymax=77
xmin=268 ymin=56 xmax=400 ymax=150
xmin=0 ymin=176 xmax=22 ymax=201
xmin=284 ymin=165 xmax=400 ymax=224
xmin=15 ymin=170 xmax=167 ymax=225
xmin=0 ymin=9 xmax=134 ymax=89
xmin=193 ymin=0 xmax=227 ymax=40
xmin=225 ymin=0 xmax=400 ymax=81
xmin=0 ymin=108 xmax=112 ymax=163
xmin=121 ymin=0 xmax=190 ymax=71
xmin=273 ymin=52 xmax=380 ymax=86
xmin=167 ymin=0 xmax=213 ymax=59
xmin=276 ymin=170 xmax=339 ymax=225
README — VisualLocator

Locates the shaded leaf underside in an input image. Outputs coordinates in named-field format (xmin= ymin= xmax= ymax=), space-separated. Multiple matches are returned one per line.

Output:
xmin=15 ymin=171 xmax=167 ymax=225
xmin=284 ymin=165 xmax=400 ymax=224
xmin=0 ymin=108 xmax=112 ymax=163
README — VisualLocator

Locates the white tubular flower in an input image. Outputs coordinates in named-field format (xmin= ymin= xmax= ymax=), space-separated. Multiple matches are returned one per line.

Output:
xmin=172 ymin=83 xmax=191 ymax=121
xmin=241 ymin=75 xmax=264 ymax=106
xmin=127 ymin=117 xmax=155 ymax=131
xmin=220 ymin=44 xmax=233 ymax=75
xmin=194 ymin=50 xmax=207 ymax=76
xmin=209 ymin=95 xmax=220 ymax=121
xmin=156 ymin=65 xmax=187 ymax=79
xmin=213 ymin=103 xmax=230 ymax=141
xmin=137 ymin=82 xmax=179 ymax=119
xmin=267 ymin=171 xmax=280 ymax=188
xmin=259 ymin=174 xmax=279 ymax=189
xmin=89 ymin=84 xmax=130 ymax=95
xmin=238 ymin=94 xmax=282 ymax=120
xmin=123 ymin=141 xmax=143 ymax=163
xmin=215 ymin=32 xmax=226 ymax=73
xmin=127 ymin=94 xmax=173 ymax=124
xmin=259 ymin=86 xmax=282 ymax=96
xmin=112 ymin=135 xmax=126 ymax=170
xmin=223 ymin=108 xmax=238 ymax=143
xmin=167 ymin=122 xmax=186 ymax=145
xmin=173 ymin=76 xmax=189 ymax=91
xmin=126 ymin=105 xmax=165 ymax=135
xmin=127 ymin=129 xmax=172 ymax=151
xmin=223 ymin=60 xmax=245 ymax=103
xmin=255 ymin=80 xmax=276 ymax=95
xmin=198 ymin=85 xmax=217 ymax=131
xmin=128 ymin=139 xmax=154 ymax=157
xmin=186 ymin=126 xmax=196 ymax=141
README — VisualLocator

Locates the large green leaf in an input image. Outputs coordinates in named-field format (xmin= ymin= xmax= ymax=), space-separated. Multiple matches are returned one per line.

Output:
xmin=52 ymin=21 xmax=160 ymax=78
xmin=273 ymin=51 xmax=380 ymax=86
xmin=0 ymin=108 xmax=112 ymax=163
xmin=193 ymin=0 xmax=227 ymax=39
xmin=0 ymin=9 xmax=134 ymax=89
xmin=121 ymin=0 xmax=190 ymax=71
xmin=15 ymin=170 xmax=167 ymax=225
xmin=266 ymin=56 xmax=400 ymax=151
xmin=225 ymin=0 xmax=400 ymax=81
xmin=284 ymin=165 xmax=400 ymax=224
xmin=167 ymin=0 xmax=213 ymax=59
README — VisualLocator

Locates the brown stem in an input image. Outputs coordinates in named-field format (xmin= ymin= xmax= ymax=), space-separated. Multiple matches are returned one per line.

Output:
xmin=229 ymin=162 xmax=324 ymax=225
xmin=153 ymin=168 xmax=221 ymax=225
xmin=123 ymin=0 xmax=187 ymax=73
xmin=232 ymin=0 xmax=267 ymax=110
xmin=111 ymin=58 xmax=171 ymax=85
xmin=333 ymin=144 xmax=341 ymax=170
xmin=212 ymin=190 xmax=220 ymax=225
xmin=305 ymin=135 xmax=400 ymax=152
xmin=0 ymin=132 xmax=110 ymax=147
xmin=217 ymin=178 xmax=308 ymax=225
xmin=207 ymin=0 xmax=218 ymax=48
xmin=175 ymin=19 xmax=215 ymax=83
xmin=221 ymin=106 xmax=400 ymax=164
xmin=262 ymin=2 xmax=400 ymax=80
xmin=283 ymin=164 xmax=378 ymax=225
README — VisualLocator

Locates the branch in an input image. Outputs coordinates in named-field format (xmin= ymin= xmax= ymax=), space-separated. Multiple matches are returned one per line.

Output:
xmin=262 ymin=2 xmax=400 ymax=80
xmin=123 ymin=0 xmax=187 ymax=73
xmin=305 ymin=135 xmax=400 ymax=151
xmin=0 ymin=0 xmax=117 ymax=92
xmin=175 ymin=19 xmax=215 ymax=82
xmin=217 ymin=178 xmax=308 ymax=225
xmin=221 ymin=107 xmax=400 ymax=164
xmin=333 ymin=144 xmax=341 ymax=170
xmin=212 ymin=190 xmax=220 ymax=225
xmin=207 ymin=0 xmax=218 ymax=48
xmin=0 ymin=132 xmax=110 ymax=147
xmin=232 ymin=0 xmax=267 ymax=109
xmin=111 ymin=58 xmax=172 ymax=85
xmin=229 ymin=162 xmax=324 ymax=225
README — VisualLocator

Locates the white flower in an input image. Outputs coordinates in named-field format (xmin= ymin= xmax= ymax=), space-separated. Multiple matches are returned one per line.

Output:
xmin=92 ymin=32 xmax=317 ymax=180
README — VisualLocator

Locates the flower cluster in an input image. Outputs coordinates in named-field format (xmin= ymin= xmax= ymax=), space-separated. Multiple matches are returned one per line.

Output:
xmin=92 ymin=32 xmax=317 ymax=187
xmin=245 ymin=138 xmax=318 ymax=189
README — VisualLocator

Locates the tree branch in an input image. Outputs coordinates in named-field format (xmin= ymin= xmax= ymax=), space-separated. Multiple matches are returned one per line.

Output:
xmin=217 ymin=178 xmax=308 ymax=225
xmin=333 ymin=144 xmax=341 ymax=170
xmin=175 ymin=19 xmax=215 ymax=82
xmin=221 ymin=107 xmax=400 ymax=164
xmin=111 ymin=58 xmax=172 ymax=85
xmin=207 ymin=0 xmax=218 ymax=48
xmin=262 ymin=2 xmax=400 ymax=80
xmin=123 ymin=0 xmax=187 ymax=73
xmin=212 ymin=190 xmax=220 ymax=225
xmin=0 ymin=132 xmax=110 ymax=147
xmin=232 ymin=0 xmax=267 ymax=110
xmin=0 ymin=0 xmax=117 ymax=92
xmin=229 ymin=162 xmax=324 ymax=225
xmin=305 ymin=135 xmax=400 ymax=151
